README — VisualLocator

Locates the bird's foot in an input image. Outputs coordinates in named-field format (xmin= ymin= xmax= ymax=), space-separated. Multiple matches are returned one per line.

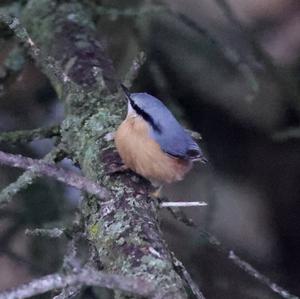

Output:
xmin=149 ymin=186 xmax=163 ymax=201
xmin=107 ymin=163 xmax=129 ymax=175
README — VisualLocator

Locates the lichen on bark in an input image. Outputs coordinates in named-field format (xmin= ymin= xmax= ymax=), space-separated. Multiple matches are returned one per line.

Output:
xmin=21 ymin=0 xmax=188 ymax=298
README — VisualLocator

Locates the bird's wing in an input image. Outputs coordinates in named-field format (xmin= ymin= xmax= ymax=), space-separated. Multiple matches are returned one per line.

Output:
xmin=152 ymin=127 xmax=204 ymax=161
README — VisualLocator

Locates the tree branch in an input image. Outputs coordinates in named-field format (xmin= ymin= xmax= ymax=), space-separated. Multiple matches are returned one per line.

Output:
xmin=53 ymin=231 xmax=84 ymax=298
xmin=0 ymin=268 xmax=155 ymax=299
xmin=0 ymin=14 xmax=65 ymax=90
xmin=0 ymin=150 xmax=110 ymax=202
xmin=25 ymin=228 xmax=65 ymax=238
xmin=171 ymin=253 xmax=206 ymax=299
xmin=123 ymin=51 xmax=146 ymax=88
xmin=16 ymin=1 xmax=191 ymax=298
xmin=228 ymin=251 xmax=299 ymax=299
xmin=0 ymin=146 xmax=65 ymax=206
xmin=209 ymin=228 xmax=296 ymax=298
xmin=168 ymin=207 xmax=299 ymax=299
xmin=0 ymin=125 xmax=60 ymax=146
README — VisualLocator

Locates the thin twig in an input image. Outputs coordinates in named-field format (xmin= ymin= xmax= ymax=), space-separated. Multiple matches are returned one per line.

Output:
xmin=228 ymin=251 xmax=299 ymax=299
xmin=0 ymin=15 xmax=40 ymax=58
xmin=160 ymin=201 xmax=207 ymax=208
xmin=25 ymin=228 xmax=65 ymax=238
xmin=168 ymin=208 xmax=299 ymax=299
xmin=53 ymin=227 xmax=84 ymax=298
xmin=0 ymin=15 xmax=70 ymax=89
xmin=159 ymin=198 xmax=206 ymax=297
xmin=0 ymin=125 xmax=61 ymax=146
xmin=0 ymin=268 xmax=155 ymax=299
xmin=0 ymin=146 xmax=65 ymax=206
xmin=171 ymin=253 xmax=206 ymax=299
xmin=62 ymin=236 xmax=81 ymax=272
xmin=162 ymin=198 xmax=196 ymax=227
xmin=0 ymin=150 xmax=110 ymax=204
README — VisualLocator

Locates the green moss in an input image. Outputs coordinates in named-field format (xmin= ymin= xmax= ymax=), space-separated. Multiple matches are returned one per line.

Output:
xmin=89 ymin=222 xmax=101 ymax=239
xmin=141 ymin=255 xmax=169 ymax=270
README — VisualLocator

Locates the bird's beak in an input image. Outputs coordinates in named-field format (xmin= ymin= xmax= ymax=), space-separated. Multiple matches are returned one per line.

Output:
xmin=120 ymin=84 xmax=132 ymax=102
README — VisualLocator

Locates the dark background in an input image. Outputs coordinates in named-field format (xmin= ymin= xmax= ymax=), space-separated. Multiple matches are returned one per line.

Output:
xmin=1 ymin=0 xmax=300 ymax=298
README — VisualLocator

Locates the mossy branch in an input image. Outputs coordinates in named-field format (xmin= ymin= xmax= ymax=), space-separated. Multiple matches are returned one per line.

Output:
xmin=0 ymin=268 xmax=156 ymax=299
xmin=0 ymin=150 xmax=110 ymax=202
xmin=0 ymin=125 xmax=60 ymax=146
xmin=0 ymin=145 xmax=65 ymax=206
xmin=0 ymin=1 xmax=194 ymax=298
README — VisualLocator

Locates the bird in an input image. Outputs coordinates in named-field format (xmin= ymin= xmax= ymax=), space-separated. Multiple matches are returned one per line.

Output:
xmin=115 ymin=84 xmax=206 ymax=191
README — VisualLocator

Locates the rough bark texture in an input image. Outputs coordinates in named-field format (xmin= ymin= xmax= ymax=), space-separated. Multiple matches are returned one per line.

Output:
xmin=21 ymin=0 xmax=188 ymax=298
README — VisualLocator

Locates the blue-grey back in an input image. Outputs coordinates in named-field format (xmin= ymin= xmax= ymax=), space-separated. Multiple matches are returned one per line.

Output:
xmin=130 ymin=93 xmax=203 ymax=160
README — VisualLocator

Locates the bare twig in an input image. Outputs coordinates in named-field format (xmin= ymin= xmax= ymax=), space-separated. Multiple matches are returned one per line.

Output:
xmin=0 ymin=125 xmax=61 ymax=145
xmin=160 ymin=201 xmax=207 ymax=208
xmin=169 ymin=208 xmax=299 ymax=299
xmin=0 ymin=15 xmax=70 ymax=89
xmin=62 ymin=236 xmax=81 ymax=272
xmin=0 ymin=150 xmax=110 ymax=203
xmin=0 ymin=146 xmax=65 ymax=206
xmin=171 ymin=253 xmax=206 ymax=299
xmin=0 ymin=15 xmax=39 ymax=57
xmin=228 ymin=251 xmax=299 ymax=299
xmin=0 ymin=268 xmax=155 ymax=299
xmin=161 ymin=198 xmax=196 ymax=227
xmin=25 ymin=228 xmax=65 ymax=238
xmin=54 ymin=229 xmax=84 ymax=298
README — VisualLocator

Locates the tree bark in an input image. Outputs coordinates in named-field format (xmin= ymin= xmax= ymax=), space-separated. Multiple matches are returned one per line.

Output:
xmin=21 ymin=1 xmax=188 ymax=298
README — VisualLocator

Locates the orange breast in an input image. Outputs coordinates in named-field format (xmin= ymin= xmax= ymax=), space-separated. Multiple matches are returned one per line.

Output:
xmin=115 ymin=116 xmax=192 ymax=185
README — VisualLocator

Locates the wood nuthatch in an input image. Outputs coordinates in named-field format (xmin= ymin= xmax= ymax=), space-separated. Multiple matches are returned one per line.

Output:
xmin=115 ymin=85 xmax=206 ymax=187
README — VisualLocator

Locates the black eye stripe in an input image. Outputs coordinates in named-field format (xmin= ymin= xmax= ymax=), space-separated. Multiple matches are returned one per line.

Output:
xmin=129 ymin=99 xmax=162 ymax=133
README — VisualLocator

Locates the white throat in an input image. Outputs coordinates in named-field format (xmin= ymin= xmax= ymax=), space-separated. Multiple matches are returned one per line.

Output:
xmin=127 ymin=101 xmax=137 ymax=118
